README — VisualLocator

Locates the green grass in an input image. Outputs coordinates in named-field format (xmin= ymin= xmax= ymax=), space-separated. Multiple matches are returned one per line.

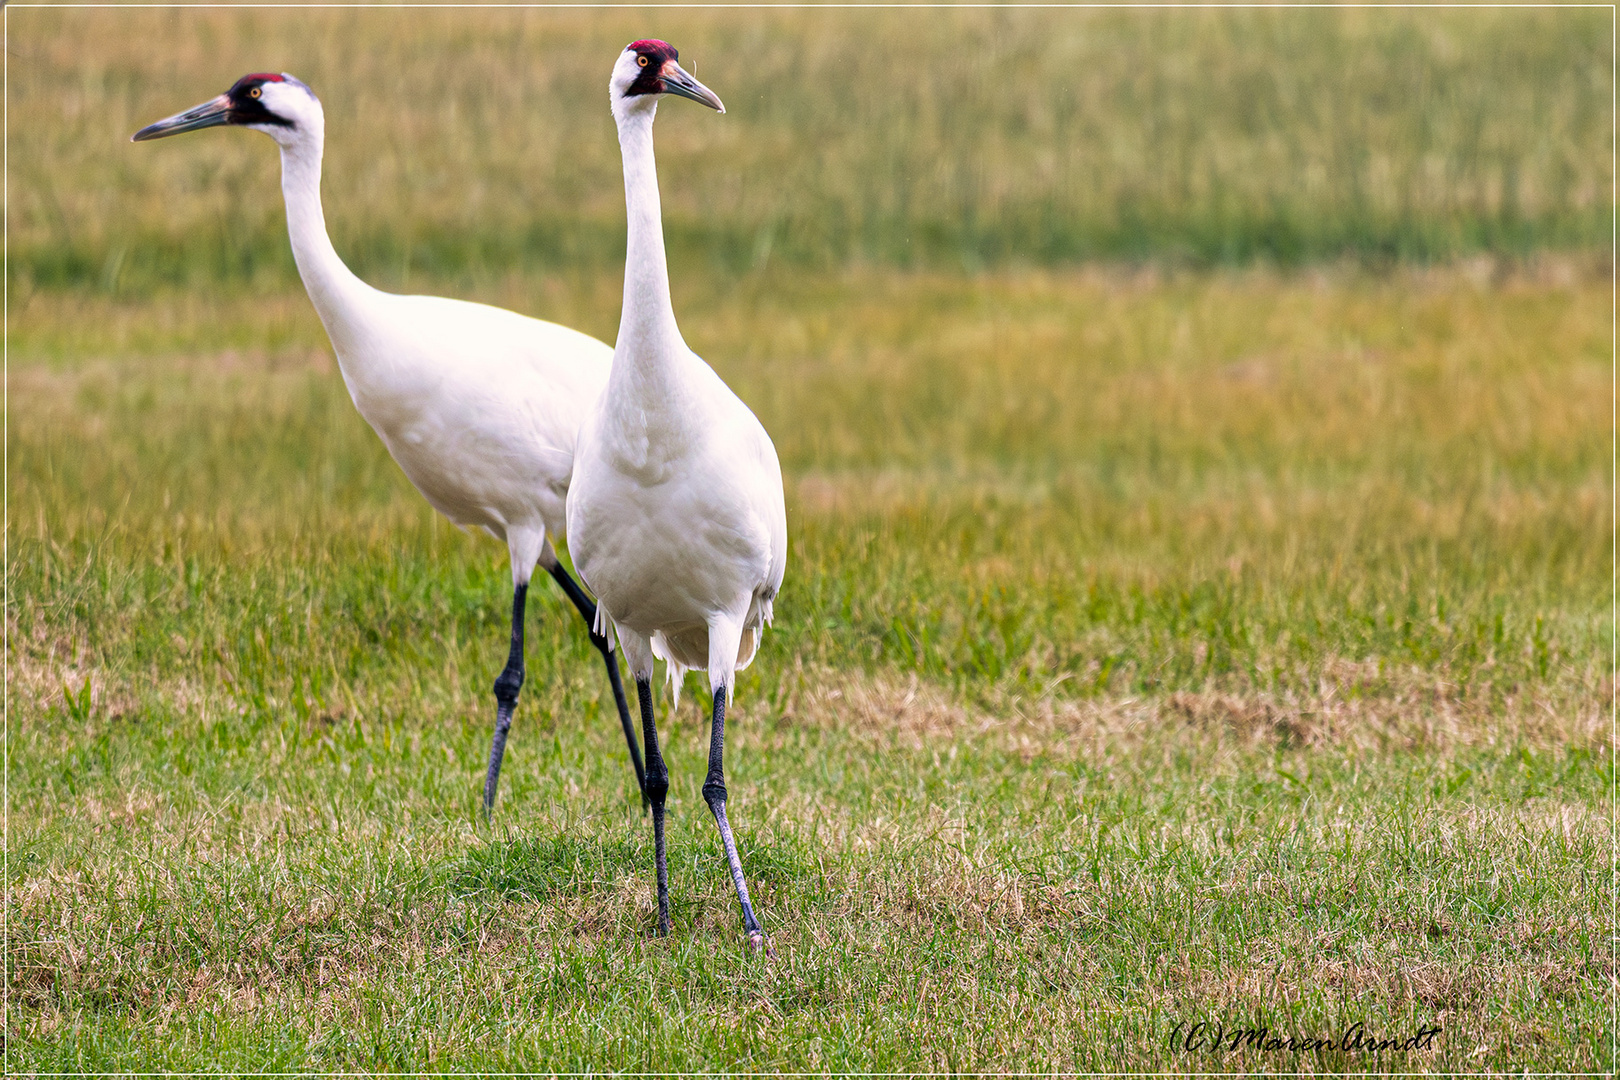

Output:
xmin=13 ymin=267 xmax=1610 ymax=703
xmin=7 ymin=5 xmax=1613 ymax=1072
xmin=8 ymin=264 xmax=1610 ymax=1071
xmin=9 ymin=701 xmax=1608 ymax=1070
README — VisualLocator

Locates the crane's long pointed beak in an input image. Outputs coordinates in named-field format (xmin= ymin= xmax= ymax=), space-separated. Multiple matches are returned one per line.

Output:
xmin=661 ymin=61 xmax=724 ymax=113
xmin=131 ymin=94 xmax=231 ymax=142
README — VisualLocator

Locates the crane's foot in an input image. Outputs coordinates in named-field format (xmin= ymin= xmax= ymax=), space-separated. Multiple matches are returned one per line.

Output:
xmin=747 ymin=931 xmax=776 ymax=958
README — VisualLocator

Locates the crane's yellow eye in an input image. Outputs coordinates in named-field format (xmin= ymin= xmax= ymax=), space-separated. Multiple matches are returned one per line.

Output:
xmin=637 ymin=55 xmax=649 ymax=67
xmin=250 ymin=87 xmax=261 ymax=98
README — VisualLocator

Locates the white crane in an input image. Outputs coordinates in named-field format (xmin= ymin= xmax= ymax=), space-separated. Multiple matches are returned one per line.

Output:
xmin=132 ymin=73 xmax=647 ymax=815
xmin=568 ymin=42 xmax=787 ymax=950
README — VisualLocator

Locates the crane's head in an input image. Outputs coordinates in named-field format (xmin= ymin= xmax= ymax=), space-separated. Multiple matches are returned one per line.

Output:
xmin=609 ymin=40 xmax=724 ymax=117
xmin=131 ymin=73 xmax=321 ymax=146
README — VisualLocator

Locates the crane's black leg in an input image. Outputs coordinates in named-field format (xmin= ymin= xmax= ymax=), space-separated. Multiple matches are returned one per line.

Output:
xmin=483 ymin=581 xmax=527 ymax=818
xmin=548 ymin=563 xmax=647 ymax=800
xmin=703 ymin=685 xmax=769 ymax=953
xmin=637 ymin=676 xmax=672 ymax=935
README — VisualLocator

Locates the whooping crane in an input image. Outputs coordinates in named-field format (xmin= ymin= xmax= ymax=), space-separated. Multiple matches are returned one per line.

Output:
xmin=133 ymin=73 xmax=647 ymax=815
xmin=567 ymin=42 xmax=788 ymax=950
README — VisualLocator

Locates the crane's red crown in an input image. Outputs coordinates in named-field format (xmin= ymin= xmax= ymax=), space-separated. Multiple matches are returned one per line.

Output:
xmin=231 ymin=73 xmax=286 ymax=91
xmin=625 ymin=40 xmax=681 ymax=98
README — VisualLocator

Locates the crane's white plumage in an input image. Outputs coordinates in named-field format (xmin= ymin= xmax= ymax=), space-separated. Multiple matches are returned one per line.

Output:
xmin=567 ymin=40 xmax=785 ymax=948
xmin=142 ymin=76 xmax=610 ymax=564
xmin=569 ymin=47 xmax=787 ymax=705
xmin=133 ymin=73 xmax=646 ymax=814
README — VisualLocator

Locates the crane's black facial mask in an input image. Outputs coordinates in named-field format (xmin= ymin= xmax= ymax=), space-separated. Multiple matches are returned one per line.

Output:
xmin=220 ymin=74 xmax=298 ymax=129
xmin=132 ymin=73 xmax=299 ymax=141
xmin=622 ymin=40 xmax=724 ymax=111
xmin=625 ymin=40 xmax=680 ymax=97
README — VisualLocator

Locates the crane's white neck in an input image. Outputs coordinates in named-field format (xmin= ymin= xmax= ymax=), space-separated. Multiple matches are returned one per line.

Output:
xmin=275 ymin=125 xmax=372 ymax=352
xmin=613 ymin=102 xmax=685 ymax=372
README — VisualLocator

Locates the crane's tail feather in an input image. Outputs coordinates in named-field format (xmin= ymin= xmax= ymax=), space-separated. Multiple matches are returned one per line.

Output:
xmin=650 ymin=630 xmax=691 ymax=709
xmin=647 ymin=604 xmax=772 ymax=708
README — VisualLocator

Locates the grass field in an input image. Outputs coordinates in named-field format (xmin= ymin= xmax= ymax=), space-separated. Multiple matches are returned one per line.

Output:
xmin=11 ymin=5 xmax=1612 ymax=292
xmin=7 ymin=6 xmax=1615 ymax=1073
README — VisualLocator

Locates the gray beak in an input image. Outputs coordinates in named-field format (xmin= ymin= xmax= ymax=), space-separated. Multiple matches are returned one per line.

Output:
xmin=660 ymin=61 xmax=725 ymax=113
xmin=131 ymin=94 xmax=232 ymax=142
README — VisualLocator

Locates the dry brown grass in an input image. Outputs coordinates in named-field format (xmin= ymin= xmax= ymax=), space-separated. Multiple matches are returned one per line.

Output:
xmin=769 ymin=662 xmax=1607 ymax=758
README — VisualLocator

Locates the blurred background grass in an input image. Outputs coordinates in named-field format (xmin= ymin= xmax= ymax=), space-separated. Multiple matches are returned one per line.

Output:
xmin=11 ymin=5 xmax=1612 ymax=298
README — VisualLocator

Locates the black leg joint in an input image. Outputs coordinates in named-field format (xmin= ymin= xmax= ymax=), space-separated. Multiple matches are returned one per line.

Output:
xmin=493 ymin=666 xmax=523 ymax=704
xmin=645 ymin=760 xmax=670 ymax=803
xmin=702 ymin=778 xmax=727 ymax=809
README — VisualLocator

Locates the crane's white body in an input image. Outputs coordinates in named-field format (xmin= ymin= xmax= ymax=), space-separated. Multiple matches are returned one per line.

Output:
xmin=264 ymin=80 xmax=614 ymax=585
xmin=134 ymin=74 xmax=652 ymax=818
xmin=567 ymin=55 xmax=787 ymax=702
